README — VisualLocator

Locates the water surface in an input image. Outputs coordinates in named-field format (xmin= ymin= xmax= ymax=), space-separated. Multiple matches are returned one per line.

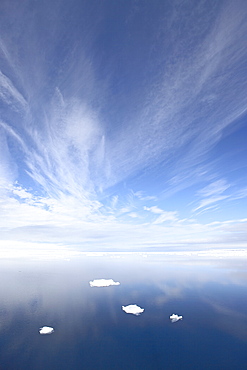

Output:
xmin=0 ymin=253 xmax=246 ymax=369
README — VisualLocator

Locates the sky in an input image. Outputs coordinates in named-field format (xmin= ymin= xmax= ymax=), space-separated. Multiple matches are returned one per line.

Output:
xmin=0 ymin=0 xmax=247 ymax=254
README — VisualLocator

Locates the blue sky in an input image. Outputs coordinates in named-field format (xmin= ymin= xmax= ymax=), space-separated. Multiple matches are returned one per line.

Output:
xmin=0 ymin=0 xmax=247 ymax=254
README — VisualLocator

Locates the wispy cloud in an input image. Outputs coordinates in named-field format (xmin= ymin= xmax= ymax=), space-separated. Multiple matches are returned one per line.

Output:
xmin=0 ymin=70 xmax=27 ymax=111
xmin=1 ymin=1 xmax=247 ymax=193
xmin=193 ymin=179 xmax=230 ymax=212
xmin=0 ymin=0 xmax=247 ymax=253
xmin=197 ymin=180 xmax=230 ymax=198
xmin=192 ymin=178 xmax=247 ymax=213
xmin=133 ymin=191 xmax=157 ymax=202
xmin=193 ymin=195 xmax=229 ymax=213
xmin=1 ymin=182 xmax=247 ymax=251
xmin=231 ymin=187 xmax=247 ymax=200
xmin=143 ymin=206 xmax=164 ymax=215
xmin=144 ymin=206 xmax=178 ymax=224
xmin=128 ymin=212 xmax=139 ymax=218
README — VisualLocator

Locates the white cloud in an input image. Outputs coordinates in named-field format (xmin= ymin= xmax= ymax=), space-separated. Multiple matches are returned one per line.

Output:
xmin=128 ymin=212 xmax=138 ymax=218
xmin=144 ymin=206 xmax=163 ymax=214
xmin=133 ymin=191 xmax=157 ymax=201
xmin=12 ymin=187 xmax=33 ymax=200
xmin=153 ymin=212 xmax=178 ymax=224
xmin=39 ymin=326 xmax=54 ymax=334
xmin=144 ymin=206 xmax=178 ymax=224
xmin=0 ymin=2 xmax=247 ymax=253
xmin=170 ymin=314 xmax=182 ymax=323
xmin=122 ymin=304 xmax=144 ymax=315
xmin=120 ymin=207 xmax=131 ymax=214
xmin=89 ymin=279 xmax=120 ymax=287
xmin=1 ymin=184 xmax=247 ymax=250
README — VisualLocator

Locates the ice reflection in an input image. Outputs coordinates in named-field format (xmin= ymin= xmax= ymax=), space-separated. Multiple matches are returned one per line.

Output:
xmin=0 ymin=254 xmax=247 ymax=368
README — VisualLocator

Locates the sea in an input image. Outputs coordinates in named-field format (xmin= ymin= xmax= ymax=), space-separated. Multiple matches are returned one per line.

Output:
xmin=0 ymin=251 xmax=247 ymax=369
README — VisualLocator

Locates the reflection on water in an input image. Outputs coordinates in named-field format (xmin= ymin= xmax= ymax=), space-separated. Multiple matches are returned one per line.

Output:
xmin=0 ymin=254 xmax=247 ymax=369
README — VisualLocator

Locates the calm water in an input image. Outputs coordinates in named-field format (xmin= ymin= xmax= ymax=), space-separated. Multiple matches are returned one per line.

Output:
xmin=0 ymin=253 xmax=247 ymax=369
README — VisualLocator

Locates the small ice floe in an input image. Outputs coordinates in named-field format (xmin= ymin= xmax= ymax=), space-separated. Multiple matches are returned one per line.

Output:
xmin=122 ymin=304 xmax=144 ymax=315
xmin=89 ymin=279 xmax=120 ymax=287
xmin=170 ymin=314 xmax=183 ymax=323
xmin=39 ymin=326 xmax=54 ymax=335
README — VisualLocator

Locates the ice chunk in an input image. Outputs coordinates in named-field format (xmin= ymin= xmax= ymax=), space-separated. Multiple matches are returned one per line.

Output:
xmin=122 ymin=304 xmax=144 ymax=315
xmin=39 ymin=326 xmax=54 ymax=334
xmin=89 ymin=279 xmax=120 ymax=287
xmin=170 ymin=314 xmax=183 ymax=323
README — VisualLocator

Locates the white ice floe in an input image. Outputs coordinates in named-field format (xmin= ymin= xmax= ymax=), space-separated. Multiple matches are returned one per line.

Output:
xmin=39 ymin=326 xmax=54 ymax=334
xmin=89 ymin=279 xmax=120 ymax=287
xmin=170 ymin=314 xmax=183 ymax=323
xmin=122 ymin=304 xmax=144 ymax=315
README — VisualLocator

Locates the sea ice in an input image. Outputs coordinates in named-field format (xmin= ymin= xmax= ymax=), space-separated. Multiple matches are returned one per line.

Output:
xmin=122 ymin=304 xmax=144 ymax=315
xmin=89 ymin=278 xmax=120 ymax=287
xmin=170 ymin=314 xmax=183 ymax=323
xmin=39 ymin=326 xmax=54 ymax=334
